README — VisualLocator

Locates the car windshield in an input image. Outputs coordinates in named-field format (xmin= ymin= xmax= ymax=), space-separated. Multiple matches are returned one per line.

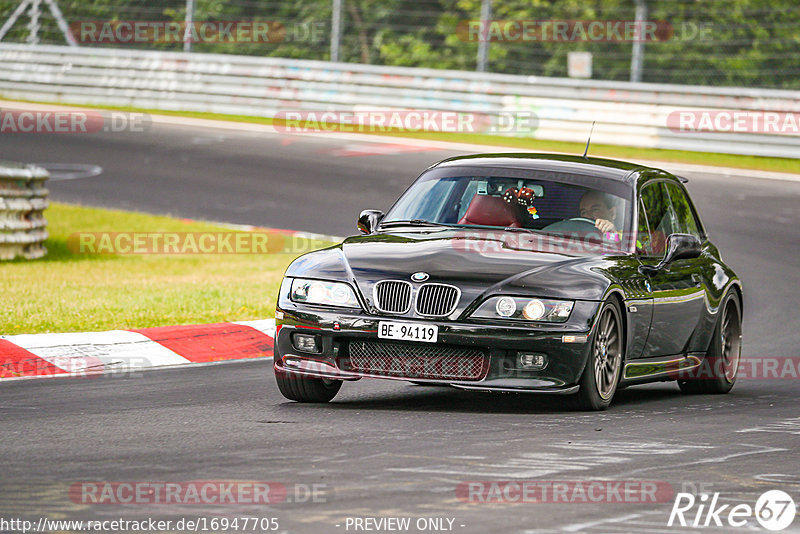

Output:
xmin=382 ymin=170 xmax=634 ymax=253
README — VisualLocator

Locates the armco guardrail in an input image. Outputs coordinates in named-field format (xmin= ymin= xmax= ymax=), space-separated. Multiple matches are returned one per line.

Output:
xmin=0 ymin=161 xmax=49 ymax=260
xmin=0 ymin=44 xmax=798 ymax=157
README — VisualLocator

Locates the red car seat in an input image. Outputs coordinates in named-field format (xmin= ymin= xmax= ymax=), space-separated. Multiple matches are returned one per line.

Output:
xmin=459 ymin=195 xmax=521 ymax=227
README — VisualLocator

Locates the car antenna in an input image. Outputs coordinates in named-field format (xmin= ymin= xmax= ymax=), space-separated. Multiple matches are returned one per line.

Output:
xmin=582 ymin=121 xmax=596 ymax=159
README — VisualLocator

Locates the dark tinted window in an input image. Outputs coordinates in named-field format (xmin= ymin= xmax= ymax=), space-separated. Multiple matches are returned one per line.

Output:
xmin=638 ymin=182 xmax=672 ymax=256
xmin=665 ymin=183 xmax=701 ymax=238
xmin=636 ymin=198 xmax=652 ymax=255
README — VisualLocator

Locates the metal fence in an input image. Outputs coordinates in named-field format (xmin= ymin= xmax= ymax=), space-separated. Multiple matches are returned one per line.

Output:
xmin=0 ymin=0 xmax=799 ymax=89
xmin=0 ymin=159 xmax=48 ymax=260
xmin=0 ymin=43 xmax=798 ymax=157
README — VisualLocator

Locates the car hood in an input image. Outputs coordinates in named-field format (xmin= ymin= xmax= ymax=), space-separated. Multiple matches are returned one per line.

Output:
xmin=285 ymin=229 xmax=619 ymax=316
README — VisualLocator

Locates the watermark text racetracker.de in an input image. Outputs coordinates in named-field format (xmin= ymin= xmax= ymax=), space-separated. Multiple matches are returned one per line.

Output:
xmin=0 ymin=109 xmax=150 ymax=134
xmin=274 ymin=110 xmax=538 ymax=135
xmin=72 ymin=20 xmax=327 ymax=44
xmin=456 ymin=480 xmax=674 ymax=504
xmin=451 ymin=229 xmax=632 ymax=256
xmin=677 ymin=356 xmax=800 ymax=380
xmin=0 ymin=355 xmax=149 ymax=380
xmin=458 ymin=19 xmax=673 ymax=42
xmin=70 ymin=480 xmax=325 ymax=505
xmin=456 ymin=20 xmax=712 ymax=42
xmin=67 ymin=231 xmax=329 ymax=255
xmin=667 ymin=110 xmax=800 ymax=135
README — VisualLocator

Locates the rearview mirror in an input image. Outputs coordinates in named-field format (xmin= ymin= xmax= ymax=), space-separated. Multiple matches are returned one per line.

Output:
xmin=358 ymin=210 xmax=384 ymax=234
xmin=639 ymin=233 xmax=702 ymax=275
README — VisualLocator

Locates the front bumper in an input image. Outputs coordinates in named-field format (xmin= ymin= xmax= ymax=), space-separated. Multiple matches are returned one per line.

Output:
xmin=273 ymin=305 xmax=597 ymax=393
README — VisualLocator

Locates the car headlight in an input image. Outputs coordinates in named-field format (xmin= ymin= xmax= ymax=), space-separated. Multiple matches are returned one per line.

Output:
xmin=290 ymin=278 xmax=360 ymax=308
xmin=472 ymin=296 xmax=573 ymax=322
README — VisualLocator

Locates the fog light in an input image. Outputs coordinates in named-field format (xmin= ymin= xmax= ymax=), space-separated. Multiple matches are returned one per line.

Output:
xmin=292 ymin=333 xmax=321 ymax=353
xmin=518 ymin=352 xmax=547 ymax=370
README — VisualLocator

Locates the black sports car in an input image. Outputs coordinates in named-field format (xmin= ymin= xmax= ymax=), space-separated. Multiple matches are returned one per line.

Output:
xmin=273 ymin=154 xmax=743 ymax=410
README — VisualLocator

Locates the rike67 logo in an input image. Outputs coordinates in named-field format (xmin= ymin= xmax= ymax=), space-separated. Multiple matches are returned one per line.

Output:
xmin=668 ymin=490 xmax=796 ymax=531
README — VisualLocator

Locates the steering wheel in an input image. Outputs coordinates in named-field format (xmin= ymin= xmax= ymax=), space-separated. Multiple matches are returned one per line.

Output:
xmin=568 ymin=217 xmax=598 ymax=225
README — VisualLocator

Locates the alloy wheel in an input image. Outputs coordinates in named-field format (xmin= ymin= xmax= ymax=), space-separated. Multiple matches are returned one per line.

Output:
xmin=594 ymin=307 xmax=622 ymax=400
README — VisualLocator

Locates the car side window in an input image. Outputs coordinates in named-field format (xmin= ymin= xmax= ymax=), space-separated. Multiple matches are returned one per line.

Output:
xmin=638 ymin=182 xmax=671 ymax=256
xmin=636 ymin=198 xmax=652 ymax=255
xmin=665 ymin=182 xmax=701 ymax=238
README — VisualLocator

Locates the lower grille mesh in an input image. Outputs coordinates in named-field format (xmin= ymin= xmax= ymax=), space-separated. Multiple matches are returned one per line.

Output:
xmin=347 ymin=341 xmax=487 ymax=381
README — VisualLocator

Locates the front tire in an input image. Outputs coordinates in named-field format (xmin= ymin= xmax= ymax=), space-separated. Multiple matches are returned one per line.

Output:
xmin=275 ymin=367 xmax=342 ymax=403
xmin=678 ymin=291 xmax=741 ymax=394
xmin=574 ymin=299 xmax=624 ymax=411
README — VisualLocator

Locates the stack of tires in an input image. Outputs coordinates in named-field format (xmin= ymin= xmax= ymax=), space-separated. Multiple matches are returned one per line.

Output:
xmin=0 ymin=161 xmax=49 ymax=260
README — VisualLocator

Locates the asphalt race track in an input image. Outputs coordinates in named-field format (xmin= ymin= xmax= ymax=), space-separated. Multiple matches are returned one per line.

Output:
xmin=2 ymin=122 xmax=800 ymax=533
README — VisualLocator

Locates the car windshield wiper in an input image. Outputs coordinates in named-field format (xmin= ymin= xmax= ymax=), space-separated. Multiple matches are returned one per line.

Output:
xmin=380 ymin=219 xmax=455 ymax=228
xmin=458 ymin=225 xmax=538 ymax=234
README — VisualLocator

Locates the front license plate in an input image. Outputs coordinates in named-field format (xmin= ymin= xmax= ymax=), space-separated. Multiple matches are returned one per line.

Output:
xmin=378 ymin=321 xmax=438 ymax=343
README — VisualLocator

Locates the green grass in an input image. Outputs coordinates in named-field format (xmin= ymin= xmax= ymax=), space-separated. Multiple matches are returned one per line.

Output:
xmin=6 ymin=97 xmax=799 ymax=174
xmin=0 ymin=203 xmax=332 ymax=334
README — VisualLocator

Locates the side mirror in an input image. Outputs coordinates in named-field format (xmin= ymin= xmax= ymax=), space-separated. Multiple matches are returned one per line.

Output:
xmin=639 ymin=233 xmax=701 ymax=275
xmin=357 ymin=210 xmax=384 ymax=234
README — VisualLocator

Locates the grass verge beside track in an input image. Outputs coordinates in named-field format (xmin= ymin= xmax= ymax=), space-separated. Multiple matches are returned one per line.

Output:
xmin=0 ymin=203 xmax=333 ymax=334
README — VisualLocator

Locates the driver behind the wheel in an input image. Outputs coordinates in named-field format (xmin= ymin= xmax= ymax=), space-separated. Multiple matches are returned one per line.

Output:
xmin=579 ymin=190 xmax=619 ymax=234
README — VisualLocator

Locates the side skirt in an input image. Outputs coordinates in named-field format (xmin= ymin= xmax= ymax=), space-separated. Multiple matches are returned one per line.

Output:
xmin=621 ymin=353 xmax=703 ymax=384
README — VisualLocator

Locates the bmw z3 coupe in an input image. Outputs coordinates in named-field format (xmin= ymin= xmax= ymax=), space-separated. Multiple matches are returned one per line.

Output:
xmin=273 ymin=154 xmax=743 ymax=410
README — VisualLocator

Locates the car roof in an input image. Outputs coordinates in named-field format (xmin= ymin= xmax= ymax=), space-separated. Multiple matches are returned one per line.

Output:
xmin=430 ymin=153 xmax=676 ymax=185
